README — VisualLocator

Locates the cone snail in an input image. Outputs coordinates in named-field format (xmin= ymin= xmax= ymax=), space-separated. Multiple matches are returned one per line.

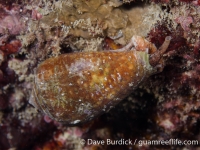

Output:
xmin=29 ymin=35 xmax=171 ymax=125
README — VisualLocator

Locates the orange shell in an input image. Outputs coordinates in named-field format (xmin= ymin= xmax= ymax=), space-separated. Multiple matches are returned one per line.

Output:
xmin=31 ymin=50 xmax=154 ymax=124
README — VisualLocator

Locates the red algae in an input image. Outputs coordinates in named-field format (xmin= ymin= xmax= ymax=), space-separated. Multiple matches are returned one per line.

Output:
xmin=0 ymin=40 xmax=21 ymax=55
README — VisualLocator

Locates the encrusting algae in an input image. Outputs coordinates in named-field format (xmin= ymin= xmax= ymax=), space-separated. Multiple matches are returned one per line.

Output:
xmin=20 ymin=0 xmax=164 ymax=57
xmin=30 ymin=35 xmax=171 ymax=125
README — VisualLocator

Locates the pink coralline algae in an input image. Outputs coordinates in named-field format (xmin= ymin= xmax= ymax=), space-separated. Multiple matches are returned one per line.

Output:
xmin=0 ymin=0 xmax=200 ymax=150
xmin=31 ymin=9 xmax=42 ymax=21
xmin=175 ymin=16 xmax=193 ymax=31
xmin=0 ymin=5 xmax=26 ymax=35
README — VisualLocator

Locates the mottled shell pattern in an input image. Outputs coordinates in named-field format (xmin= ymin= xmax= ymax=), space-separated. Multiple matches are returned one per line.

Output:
xmin=30 ymin=35 xmax=171 ymax=125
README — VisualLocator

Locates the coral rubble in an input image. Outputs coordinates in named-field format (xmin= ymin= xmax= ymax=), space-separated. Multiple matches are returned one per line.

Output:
xmin=0 ymin=0 xmax=200 ymax=149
